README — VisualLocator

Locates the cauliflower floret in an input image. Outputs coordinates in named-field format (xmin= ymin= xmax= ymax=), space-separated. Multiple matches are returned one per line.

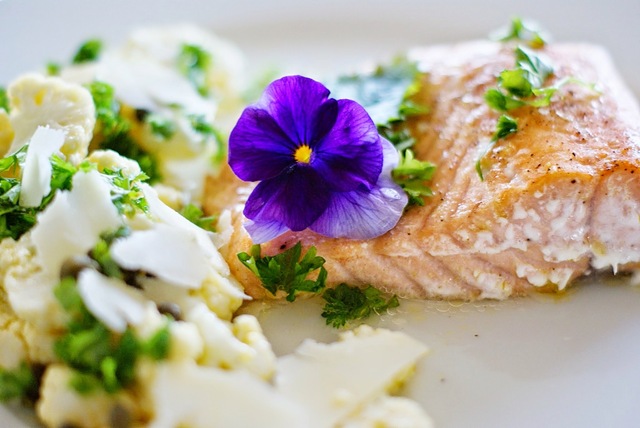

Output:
xmin=0 ymin=236 xmax=62 ymax=363
xmin=86 ymin=149 xmax=143 ymax=178
xmin=0 ymin=109 xmax=14 ymax=156
xmin=37 ymin=364 xmax=138 ymax=428
xmin=341 ymin=396 xmax=434 ymax=428
xmin=186 ymin=303 xmax=276 ymax=379
xmin=7 ymin=73 xmax=95 ymax=164
xmin=123 ymin=24 xmax=246 ymax=114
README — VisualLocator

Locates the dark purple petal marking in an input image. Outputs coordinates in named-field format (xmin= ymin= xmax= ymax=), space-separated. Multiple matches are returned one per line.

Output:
xmin=259 ymin=76 xmax=337 ymax=147
xmin=228 ymin=107 xmax=297 ymax=181
xmin=312 ymin=100 xmax=382 ymax=192
xmin=243 ymin=166 xmax=331 ymax=233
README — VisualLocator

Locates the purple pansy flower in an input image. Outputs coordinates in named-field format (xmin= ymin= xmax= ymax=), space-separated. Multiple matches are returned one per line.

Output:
xmin=228 ymin=75 xmax=408 ymax=244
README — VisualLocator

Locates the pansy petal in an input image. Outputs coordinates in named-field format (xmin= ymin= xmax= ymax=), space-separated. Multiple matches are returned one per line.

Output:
xmin=379 ymin=137 xmax=401 ymax=174
xmin=244 ymin=166 xmax=330 ymax=233
xmin=310 ymin=141 xmax=408 ymax=240
xmin=310 ymin=178 xmax=407 ymax=240
xmin=313 ymin=100 xmax=383 ymax=192
xmin=260 ymin=76 xmax=337 ymax=146
xmin=228 ymin=106 xmax=297 ymax=182
xmin=244 ymin=218 xmax=289 ymax=244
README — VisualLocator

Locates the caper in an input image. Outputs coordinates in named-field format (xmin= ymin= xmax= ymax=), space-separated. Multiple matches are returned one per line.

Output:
xmin=157 ymin=302 xmax=182 ymax=321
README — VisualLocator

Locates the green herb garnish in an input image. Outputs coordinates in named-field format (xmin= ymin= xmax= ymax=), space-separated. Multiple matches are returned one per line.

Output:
xmin=238 ymin=242 xmax=401 ymax=327
xmin=178 ymin=44 xmax=212 ymax=97
xmin=188 ymin=114 xmax=226 ymax=164
xmin=494 ymin=17 xmax=547 ymax=48
xmin=146 ymin=114 xmax=176 ymax=140
xmin=329 ymin=57 xmax=428 ymax=151
xmin=53 ymin=277 xmax=170 ymax=395
xmin=46 ymin=62 xmax=61 ymax=76
xmin=0 ymin=87 xmax=9 ymax=112
xmin=88 ymin=81 xmax=161 ymax=182
xmin=72 ymin=39 xmax=103 ymax=64
xmin=321 ymin=283 xmax=399 ymax=329
xmin=392 ymin=149 xmax=436 ymax=206
xmin=0 ymin=363 xmax=38 ymax=403
xmin=237 ymin=242 xmax=328 ymax=302
xmin=180 ymin=203 xmax=216 ymax=232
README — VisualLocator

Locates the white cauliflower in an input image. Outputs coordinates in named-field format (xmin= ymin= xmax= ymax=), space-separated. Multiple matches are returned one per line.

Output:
xmin=6 ymin=74 xmax=95 ymax=164
xmin=187 ymin=304 xmax=275 ymax=379
xmin=0 ymin=236 xmax=62 ymax=364
xmin=86 ymin=149 xmax=143 ymax=178
xmin=342 ymin=396 xmax=434 ymax=428
xmin=37 ymin=365 xmax=138 ymax=428
xmin=123 ymin=24 xmax=246 ymax=114
xmin=0 ymin=109 xmax=14 ymax=156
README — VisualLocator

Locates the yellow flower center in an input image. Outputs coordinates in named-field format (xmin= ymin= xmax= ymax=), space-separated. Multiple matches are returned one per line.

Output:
xmin=294 ymin=144 xmax=313 ymax=164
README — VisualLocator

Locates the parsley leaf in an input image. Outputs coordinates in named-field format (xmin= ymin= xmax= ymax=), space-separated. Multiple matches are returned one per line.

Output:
xmin=188 ymin=114 xmax=226 ymax=164
xmin=53 ymin=277 xmax=170 ymax=395
xmin=46 ymin=62 xmax=61 ymax=76
xmin=101 ymin=168 xmax=149 ymax=217
xmin=178 ymin=44 xmax=212 ymax=97
xmin=475 ymin=114 xmax=518 ymax=180
xmin=392 ymin=149 xmax=436 ymax=206
xmin=180 ymin=203 xmax=216 ymax=232
xmin=237 ymin=242 xmax=328 ymax=302
xmin=329 ymin=57 xmax=428 ymax=150
xmin=0 ymin=363 xmax=39 ymax=403
xmin=72 ymin=39 xmax=103 ymax=64
xmin=321 ymin=283 xmax=399 ymax=329
xmin=146 ymin=114 xmax=176 ymax=140
xmin=88 ymin=81 xmax=162 ymax=182
xmin=494 ymin=17 xmax=547 ymax=48
xmin=0 ymin=86 xmax=9 ymax=112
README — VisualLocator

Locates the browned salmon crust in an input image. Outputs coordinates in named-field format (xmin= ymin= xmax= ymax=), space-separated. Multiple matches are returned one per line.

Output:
xmin=205 ymin=41 xmax=640 ymax=300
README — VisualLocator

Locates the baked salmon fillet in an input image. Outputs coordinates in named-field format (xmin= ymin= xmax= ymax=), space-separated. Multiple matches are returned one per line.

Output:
xmin=205 ymin=40 xmax=640 ymax=300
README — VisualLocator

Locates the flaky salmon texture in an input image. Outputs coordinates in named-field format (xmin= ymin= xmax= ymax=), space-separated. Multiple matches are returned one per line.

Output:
xmin=205 ymin=40 xmax=640 ymax=300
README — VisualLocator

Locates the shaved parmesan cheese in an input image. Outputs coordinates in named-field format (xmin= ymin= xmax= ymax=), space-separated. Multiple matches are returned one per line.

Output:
xmin=77 ymin=269 xmax=147 ymax=332
xmin=141 ymin=183 xmax=229 ymax=275
xmin=30 ymin=170 xmax=122 ymax=276
xmin=275 ymin=326 xmax=428 ymax=428
xmin=144 ymin=361 xmax=307 ymax=428
xmin=19 ymin=126 xmax=65 ymax=207
xmin=110 ymin=223 xmax=211 ymax=289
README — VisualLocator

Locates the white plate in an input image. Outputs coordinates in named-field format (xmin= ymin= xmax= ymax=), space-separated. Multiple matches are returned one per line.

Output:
xmin=2 ymin=1 xmax=640 ymax=427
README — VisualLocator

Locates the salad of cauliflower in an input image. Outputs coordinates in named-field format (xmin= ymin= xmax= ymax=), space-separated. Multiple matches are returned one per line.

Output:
xmin=0 ymin=25 xmax=432 ymax=428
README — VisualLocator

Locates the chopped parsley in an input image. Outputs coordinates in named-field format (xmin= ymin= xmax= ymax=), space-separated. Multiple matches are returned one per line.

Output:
xmin=238 ymin=242 xmax=400 ymax=327
xmin=89 ymin=227 xmax=131 ymax=280
xmin=0 ymin=147 xmax=77 ymax=240
xmin=180 ymin=203 xmax=216 ymax=232
xmin=72 ymin=38 xmax=103 ymax=64
xmin=0 ymin=363 xmax=39 ymax=403
xmin=392 ymin=149 xmax=436 ymax=206
xmin=322 ymin=283 xmax=399 ymax=329
xmin=237 ymin=242 xmax=328 ymax=302
xmin=329 ymin=57 xmax=428 ymax=150
xmin=178 ymin=44 xmax=212 ymax=97
xmin=0 ymin=86 xmax=9 ymax=112
xmin=45 ymin=62 xmax=61 ymax=76
xmin=146 ymin=114 xmax=176 ymax=140
xmin=329 ymin=57 xmax=435 ymax=203
xmin=53 ymin=277 xmax=170 ymax=395
xmin=188 ymin=114 xmax=226 ymax=164
xmin=494 ymin=17 xmax=547 ymax=48
xmin=478 ymin=19 xmax=558 ymax=180
xmin=0 ymin=139 xmax=148 ymax=240
xmin=88 ymin=81 xmax=161 ymax=182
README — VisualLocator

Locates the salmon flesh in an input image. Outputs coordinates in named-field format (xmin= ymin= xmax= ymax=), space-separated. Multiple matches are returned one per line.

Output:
xmin=206 ymin=41 xmax=640 ymax=300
